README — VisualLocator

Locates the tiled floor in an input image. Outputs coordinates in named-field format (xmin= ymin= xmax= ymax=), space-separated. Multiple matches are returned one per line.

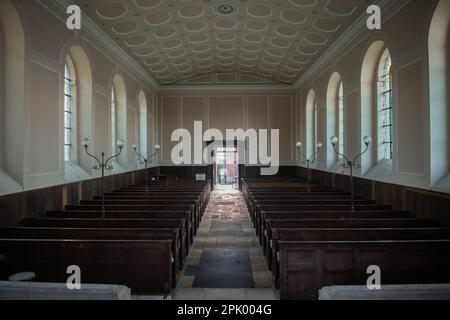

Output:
xmin=174 ymin=188 xmax=277 ymax=300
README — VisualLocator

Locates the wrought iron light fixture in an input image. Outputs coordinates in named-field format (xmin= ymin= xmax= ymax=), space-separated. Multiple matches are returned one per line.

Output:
xmin=82 ymin=138 xmax=125 ymax=219
xmin=330 ymin=135 xmax=372 ymax=220
xmin=133 ymin=144 xmax=161 ymax=193
xmin=296 ymin=141 xmax=322 ymax=193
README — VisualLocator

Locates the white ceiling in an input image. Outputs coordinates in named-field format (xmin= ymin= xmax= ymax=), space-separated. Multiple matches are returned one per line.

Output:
xmin=73 ymin=0 xmax=371 ymax=85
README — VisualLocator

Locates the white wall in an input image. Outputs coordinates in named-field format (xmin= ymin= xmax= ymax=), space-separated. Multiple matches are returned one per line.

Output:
xmin=296 ymin=0 xmax=449 ymax=192
xmin=0 ymin=0 xmax=158 ymax=195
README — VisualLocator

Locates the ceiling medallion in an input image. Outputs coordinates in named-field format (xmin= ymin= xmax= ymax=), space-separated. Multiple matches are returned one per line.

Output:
xmin=215 ymin=3 xmax=237 ymax=16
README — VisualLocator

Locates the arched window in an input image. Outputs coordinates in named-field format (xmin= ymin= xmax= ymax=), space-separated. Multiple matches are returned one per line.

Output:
xmin=306 ymin=90 xmax=316 ymax=157
xmin=429 ymin=0 xmax=450 ymax=187
xmin=326 ymin=73 xmax=343 ymax=167
xmin=64 ymin=56 xmax=76 ymax=162
xmin=377 ymin=50 xmax=393 ymax=160
xmin=138 ymin=91 xmax=148 ymax=156
xmin=314 ymin=102 xmax=318 ymax=149
xmin=338 ymin=81 xmax=344 ymax=156
xmin=111 ymin=86 xmax=116 ymax=155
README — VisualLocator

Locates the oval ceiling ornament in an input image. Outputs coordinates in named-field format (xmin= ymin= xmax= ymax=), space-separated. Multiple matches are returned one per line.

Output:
xmin=96 ymin=2 xmax=128 ymax=20
xmin=112 ymin=20 xmax=139 ymax=35
xmin=275 ymin=26 xmax=298 ymax=38
xmin=280 ymin=10 xmax=307 ymax=25
xmin=179 ymin=5 xmax=205 ymax=19
xmin=145 ymin=11 xmax=172 ymax=26
xmin=154 ymin=27 xmax=178 ymax=39
xmin=288 ymin=0 xmax=318 ymax=8
xmin=215 ymin=20 xmax=238 ymax=31
xmin=243 ymin=33 xmax=264 ymax=44
xmin=313 ymin=17 xmax=341 ymax=33
xmin=135 ymin=47 xmax=157 ymax=57
xmin=324 ymin=0 xmax=358 ymax=17
xmin=245 ymin=21 xmax=268 ymax=32
xmin=161 ymin=39 xmax=183 ymax=50
xmin=133 ymin=0 xmax=164 ymax=10
xmin=304 ymin=33 xmax=329 ymax=46
xmin=188 ymin=34 xmax=210 ymax=44
xmin=125 ymin=35 xmax=149 ymax=48
xmin=296 ymin=46 xmax=319 ymax=56
xmin=247 ymin=5 xmax=273 ymax=19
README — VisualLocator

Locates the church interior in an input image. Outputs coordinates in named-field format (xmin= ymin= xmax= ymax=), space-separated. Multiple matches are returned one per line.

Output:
xmin=1 ymin=0 xmax=450 ymax=301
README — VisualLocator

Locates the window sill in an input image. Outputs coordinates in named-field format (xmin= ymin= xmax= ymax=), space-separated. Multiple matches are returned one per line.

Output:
xmin=364 ymin=159 xmax=394 ymax=182
xmin=64 ymin=162 xmax=90 ymax=183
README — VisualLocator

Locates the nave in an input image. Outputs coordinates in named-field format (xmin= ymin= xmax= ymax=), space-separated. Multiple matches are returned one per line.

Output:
xmin=2 ymin=175 xmax=450 ymax=300
xmin=174 ymin=189 xmax=276 ymax=300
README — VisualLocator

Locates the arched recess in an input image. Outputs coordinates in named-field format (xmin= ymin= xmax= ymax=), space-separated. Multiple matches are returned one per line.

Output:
xmin=326 ymin=72 xmax=343 ymax=168
xmin=112 ymin=74 xmax=127 ymax=167
xmin=64 ymin=45 xmax=93 ymax=174
xmin=360 ymin=40 xmax=387 ymax=174
xmin=429 ymin=0 xmax=450 ymax=187
xmin=306 ymin=89 xmax=316 ymax=157
xmin=0 ymin=0 xmax=25 ymax=188
xmin=138 ymin=91 xmax=148 ymax=157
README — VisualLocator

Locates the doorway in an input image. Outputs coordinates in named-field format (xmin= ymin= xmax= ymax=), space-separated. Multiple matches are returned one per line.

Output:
xmin=214 ymin=146 xmax=239 ymax=190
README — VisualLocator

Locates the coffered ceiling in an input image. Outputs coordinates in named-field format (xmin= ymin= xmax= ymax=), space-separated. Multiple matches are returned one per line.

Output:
xmin=73 ymin=0 xmax=371 ymax=86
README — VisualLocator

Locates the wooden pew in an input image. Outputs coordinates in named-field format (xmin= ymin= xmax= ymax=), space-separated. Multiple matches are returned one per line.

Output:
xmin=0 ymin=239 xmax=173 ymax=295
xmin=0 ymin=227 xmax=181 ymax=287
xmin=278 ymin=240 xmax=450 ymax=300
xmin=64 ymin=204 xmax=198 ymax=238
xmin=255 ymin=206 xmax=403 ymax=242
xmin=270 ymin=227 xmax=450 ymax=289
xmin=45 ymin=211 xmax=193 ymax=248
xmin=264 ymin=218 xmax=439 ymax=267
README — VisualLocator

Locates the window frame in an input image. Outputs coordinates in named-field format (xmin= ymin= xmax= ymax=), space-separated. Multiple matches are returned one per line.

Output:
xmin=376 ymin=49 xmax=393 ymax=161
xmin=64 ymin=56 xmax=76 ymax=163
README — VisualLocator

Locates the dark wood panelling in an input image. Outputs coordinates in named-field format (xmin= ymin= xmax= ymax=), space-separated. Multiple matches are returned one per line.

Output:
xmin=244 ymin=166 xmax=297 ymax=178
xmin=297 ymin=167 xmax=450 ymax=228
xmin=0 ymin=169 xmax=148 ymax=227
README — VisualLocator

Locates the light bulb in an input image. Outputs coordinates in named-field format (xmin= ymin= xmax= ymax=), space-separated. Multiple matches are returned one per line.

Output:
xmin=117 ymin=140 xmax=125 ymax=149
xmin=155 ymin=144 xmax=161 ymax=151
xmin=363 ymin=136 xmax=372 ymax=146
xmin=316 ymin=142 xmax=323 ymax=149
xmin=296 ymin=142 xmax=302 ymax=148
xmin=82 ymin=138 xmax=91 ymax=147
xmin=330 ymin=136 xmax=339 ymax=146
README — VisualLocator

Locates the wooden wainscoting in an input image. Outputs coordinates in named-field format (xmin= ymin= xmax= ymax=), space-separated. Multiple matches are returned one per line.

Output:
xmin=0 ymin=168 xmax=155 ymax=226
xmin=297 ymin=167 xmax=450 ymax=228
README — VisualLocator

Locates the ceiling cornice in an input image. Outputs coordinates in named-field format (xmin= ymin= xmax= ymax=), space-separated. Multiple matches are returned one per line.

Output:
xmin=159 ymin=84 xmax=295 ymax=94
xmin=39 ymin=0 xmax=161 ymax=91
xmin=293 ymin=0 xmax=412 ymax=90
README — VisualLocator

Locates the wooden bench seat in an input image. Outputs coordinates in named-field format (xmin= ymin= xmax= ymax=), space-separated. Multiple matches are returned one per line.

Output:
xmin=270 ymin=228 xmax=450 ymax=288
xmin=0 ymin=239 xmax=173 ymax=295
xmin=45 ymin=211 xmax=193 ymax=246
xmin=255 ymin=207 xmax=407 ymax=241
xmin=258 ymin=210 xmax=413 ymax=249
xmin=0 ymin=227 xmax=182 ymax=287
xmin=64 ymin=204 xmax=199 ymax=236
xmin=278 ymin=240 xmax=450 ymax=300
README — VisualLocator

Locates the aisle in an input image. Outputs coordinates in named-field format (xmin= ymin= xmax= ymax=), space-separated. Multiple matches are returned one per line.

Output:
xmin=174 ymin=188 xmax=277 ymax=300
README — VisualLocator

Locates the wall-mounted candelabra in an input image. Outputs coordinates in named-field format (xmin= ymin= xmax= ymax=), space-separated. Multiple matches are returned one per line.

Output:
xmin=330 ymin=135 xmax=372 ymax=220
xmin=82 ymin=138 xmax=125 ymax=219
xmin=133 ymin=144 xmax=161 ymax=193
xmin=296 ymin=142 xmax=323 ymax=193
